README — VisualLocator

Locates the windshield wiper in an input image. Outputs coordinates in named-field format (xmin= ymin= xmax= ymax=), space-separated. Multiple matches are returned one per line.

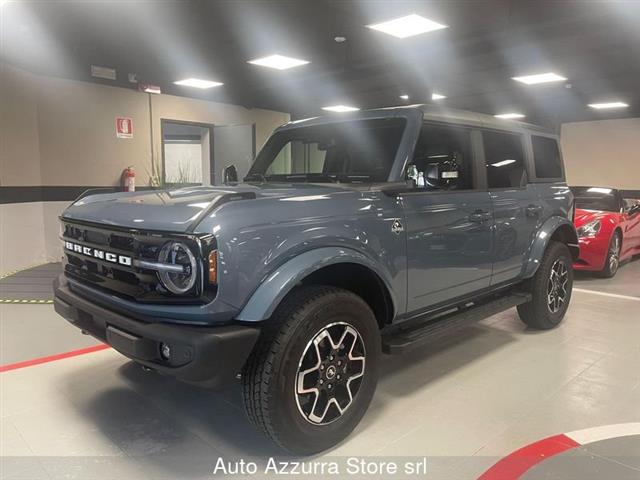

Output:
xmin=336 ymin=174 xmax=374 ymax=183
xmin=273 ymin=174 xmax=338 ymax=183
xmin=243 ymin=172 xmax=267 ymax=183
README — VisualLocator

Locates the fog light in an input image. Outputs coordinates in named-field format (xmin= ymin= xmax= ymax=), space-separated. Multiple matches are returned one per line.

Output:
xmin=160 ymin=343 xmax=171 ymax=360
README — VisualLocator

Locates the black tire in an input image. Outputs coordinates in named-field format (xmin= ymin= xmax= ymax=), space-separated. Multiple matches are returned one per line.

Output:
xmin=517 ymin=241 xmax=573 ymax=330
xmin=597 ymin=231 xmax=621 ymax=278
xmin=241 ymin=285 xmax=380 ymax=455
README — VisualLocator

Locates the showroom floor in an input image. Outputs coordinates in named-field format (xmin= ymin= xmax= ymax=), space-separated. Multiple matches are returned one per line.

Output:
xmin=1 ymin=261 xmax=638 ymax=479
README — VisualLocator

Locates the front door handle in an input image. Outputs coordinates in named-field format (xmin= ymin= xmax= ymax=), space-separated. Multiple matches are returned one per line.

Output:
xmin=468 ymin=210 xmax=491 ymax=223
xmin=526 ymin=204 xmax=543 ymax=217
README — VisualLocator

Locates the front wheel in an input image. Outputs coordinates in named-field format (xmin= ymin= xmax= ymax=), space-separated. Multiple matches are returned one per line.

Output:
xmin=517 ymin=241 xmax=573 ymax=330
xmin=241 ymin=286 xmax=380 ymax=454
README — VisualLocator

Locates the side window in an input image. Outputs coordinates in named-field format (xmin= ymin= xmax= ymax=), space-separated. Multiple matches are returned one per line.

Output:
xmin=483 ymin=131 xmax=526 ymax=189
xmin=266 ymin=140 xmax=326 ymax=175
xmin=532 ymin=135 xmax=562 ymax=179
xmin=410 ymin=124 xmax=474 ymax=190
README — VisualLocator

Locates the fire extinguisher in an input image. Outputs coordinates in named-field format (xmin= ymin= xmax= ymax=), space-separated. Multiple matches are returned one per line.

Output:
xmin=122 ymin=166 xmax=136 ymax=192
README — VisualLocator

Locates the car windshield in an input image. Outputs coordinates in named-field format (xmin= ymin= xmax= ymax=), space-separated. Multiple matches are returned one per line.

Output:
xmin=571 ymin=187 xmax=619 ymax=212
xmin=246 ymin=118 xmax=406 ymax=183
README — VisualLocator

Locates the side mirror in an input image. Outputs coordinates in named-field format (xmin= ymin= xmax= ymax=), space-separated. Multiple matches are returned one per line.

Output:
xmin=629 ymin=204 xmax=640 ymax=216
xmin=223 ymin=165 xmax=238 ymax=184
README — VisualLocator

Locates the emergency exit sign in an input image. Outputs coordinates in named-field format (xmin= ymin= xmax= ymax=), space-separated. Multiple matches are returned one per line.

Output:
xmin=116 ymin=117 xmax=133 ymax=139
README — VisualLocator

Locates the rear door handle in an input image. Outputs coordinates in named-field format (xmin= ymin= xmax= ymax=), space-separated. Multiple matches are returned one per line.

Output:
xmin=526 ymin=204 xmax=543 ymax=217
xmin=468 ymin=210 xmax=491 ymax=223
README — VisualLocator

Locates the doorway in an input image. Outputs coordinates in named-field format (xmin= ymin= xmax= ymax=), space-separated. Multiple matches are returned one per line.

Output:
xmin=161 ymin=120 xmax=214 ymax=186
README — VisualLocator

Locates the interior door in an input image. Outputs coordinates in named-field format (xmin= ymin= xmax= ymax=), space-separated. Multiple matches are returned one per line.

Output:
xmin=213 ymin=124 xmax=255 ymax=184
xmin=403 ymin=123 xmax=493 ymax=314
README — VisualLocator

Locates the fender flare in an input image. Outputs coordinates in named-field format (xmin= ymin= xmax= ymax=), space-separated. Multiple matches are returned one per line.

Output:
xmin=236 ymin=247 xmax=397 ymax=322
xmin=523 ymin=216 xmax=579 ymax=278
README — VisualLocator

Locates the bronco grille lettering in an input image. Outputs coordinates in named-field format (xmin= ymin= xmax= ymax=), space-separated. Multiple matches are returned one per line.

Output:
xmin=64 ymin=241 xmax=132 ymax=266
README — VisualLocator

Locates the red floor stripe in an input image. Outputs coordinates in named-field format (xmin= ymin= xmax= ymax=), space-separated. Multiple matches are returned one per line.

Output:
xmin=0 ymin=344 xmax=110 ymax=373
xmin=478 ymin=433 xmax=581 ymax=480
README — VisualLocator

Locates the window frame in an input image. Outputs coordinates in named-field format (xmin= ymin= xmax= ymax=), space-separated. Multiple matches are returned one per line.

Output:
xmin=398 ymin=121 xmax=486 ymax=196
xmin=478 ymin=127 xmax=530 ymax=191
xmin=161 ymin=118 xmax=215 ymax=186
xmin=249 ymin=114 xmax=418 ymax=183
xmin=528 ymin=133 xmax=566 ymax=182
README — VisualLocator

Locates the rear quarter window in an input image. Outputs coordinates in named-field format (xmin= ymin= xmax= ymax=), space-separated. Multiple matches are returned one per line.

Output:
xmin=483 ymin=130 xmax=527 ymax=189
xmin=532 ymin=135 xmax=562 ymax=179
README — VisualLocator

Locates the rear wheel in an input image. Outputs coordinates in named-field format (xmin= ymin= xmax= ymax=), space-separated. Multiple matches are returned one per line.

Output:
xmin=597 ymin=232 xmax=621 ymax=278
xmin=241 ymin=286 xmax=380 ymax=454
xmin=517 ymin=241 xmax=573 ymax=330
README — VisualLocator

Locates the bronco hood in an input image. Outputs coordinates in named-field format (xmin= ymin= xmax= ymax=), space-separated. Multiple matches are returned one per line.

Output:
xmin=61 ymin=184 xmax=360 ymax=232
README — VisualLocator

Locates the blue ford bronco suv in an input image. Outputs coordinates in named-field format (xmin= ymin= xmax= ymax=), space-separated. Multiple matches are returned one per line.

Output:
xmin=54 ymin=106 xmax=578 ymax=454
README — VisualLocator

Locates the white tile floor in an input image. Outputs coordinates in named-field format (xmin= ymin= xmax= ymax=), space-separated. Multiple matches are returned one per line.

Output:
xmin=1 ymin=260 xmax=639 ymax=479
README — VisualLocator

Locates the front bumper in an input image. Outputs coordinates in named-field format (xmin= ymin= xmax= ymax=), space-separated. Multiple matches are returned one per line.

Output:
xmin=573 ymin=237 xmax=608 ymax=271
xmin=54 ymin=275 xmax=260 ymax=388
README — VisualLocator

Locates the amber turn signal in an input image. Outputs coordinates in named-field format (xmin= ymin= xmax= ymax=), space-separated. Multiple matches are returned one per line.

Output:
xmin=208 ymin=249 xmax=218 ymax=284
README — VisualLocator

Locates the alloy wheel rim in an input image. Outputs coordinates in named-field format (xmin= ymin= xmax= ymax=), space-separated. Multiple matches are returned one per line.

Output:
xmin=547 ymin=259 xmax=569 ymax=313
xmin=609 ymin=236 xmax=620 ymax=273
xmin=295 ymin=322 xmax=366 ymax=425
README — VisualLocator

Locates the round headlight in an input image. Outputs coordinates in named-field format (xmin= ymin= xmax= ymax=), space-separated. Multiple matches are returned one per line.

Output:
xmin=158 ymin=242 xmax=197 ymax=294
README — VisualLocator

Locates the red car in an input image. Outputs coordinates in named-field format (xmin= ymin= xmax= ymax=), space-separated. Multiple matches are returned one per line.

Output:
xmin=571 ymin=186 xmax=640 ymax=277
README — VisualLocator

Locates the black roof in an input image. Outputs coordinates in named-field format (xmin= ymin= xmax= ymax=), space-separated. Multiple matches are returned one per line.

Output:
xmin=279 ymin=104 xmax=554 ymax=135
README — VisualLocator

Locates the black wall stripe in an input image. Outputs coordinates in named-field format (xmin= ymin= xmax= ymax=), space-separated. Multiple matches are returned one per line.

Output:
xmin=0 ymin=186 xmax=157 ymax=204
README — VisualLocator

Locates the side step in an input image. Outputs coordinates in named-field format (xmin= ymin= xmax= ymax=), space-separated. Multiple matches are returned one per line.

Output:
xmin=382 ymin=292 xmax=532 ymax=354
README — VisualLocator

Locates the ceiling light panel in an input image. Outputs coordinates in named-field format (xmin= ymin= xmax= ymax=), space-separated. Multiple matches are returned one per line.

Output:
xmin=512 ymin=72 xmax=567 ymax=85
xmin=588 ymin=102 xmax=629 ymax=109
xmin=367 ymin=14 xmax=448 ymax=39
xmin=174 ymin=78 xmax=223 ymax=89
xmin=247 ymin=54 xmax=310 ymax=70
xmin=494 ymin=113 xmax=525 ymax=119
xmin=322 ymin=105 xmax=360 ymax=112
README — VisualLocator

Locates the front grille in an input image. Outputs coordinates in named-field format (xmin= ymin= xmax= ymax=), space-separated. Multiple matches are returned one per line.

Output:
xmin=61 ymin=220 xmax=207 ymax=303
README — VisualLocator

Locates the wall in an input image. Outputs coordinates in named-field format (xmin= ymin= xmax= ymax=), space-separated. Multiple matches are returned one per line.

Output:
xmin=36 ymin=76 xmax=152 ymax=186
xmin=561 ymin=118 xmax=640 ymax=190
xmin=1 ymin=63 xmax=289 ymax=188
xmin=0 ymin=63 xmax=289 ymax=274
xmin=0 ymin=203 xmax=47 ymax=273
xmin=0 ymin=64 xmax=42 ymax=186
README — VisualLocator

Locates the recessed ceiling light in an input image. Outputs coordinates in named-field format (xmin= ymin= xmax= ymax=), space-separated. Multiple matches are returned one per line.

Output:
xmin=174 ymin=78 xmax=223 ymax=89
xmin=495 ymin=113 xmax=525 ymax=119
xmin=399 ymin=94 xmax=409 ymax=100
xmin=367 ymin=14 xmax=448 ymax=39
xmin=322 ymin=105 xmax=360 ymax=112
xmin=512 ymin=72 xmax=567 ymax=85
xmin=247 ymin=54 xmax=310 ymax=70
xmin=431 ymin=93 xmax=446 ymax=100
xmin=588 ymin=102 xmax=629 ymax=109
